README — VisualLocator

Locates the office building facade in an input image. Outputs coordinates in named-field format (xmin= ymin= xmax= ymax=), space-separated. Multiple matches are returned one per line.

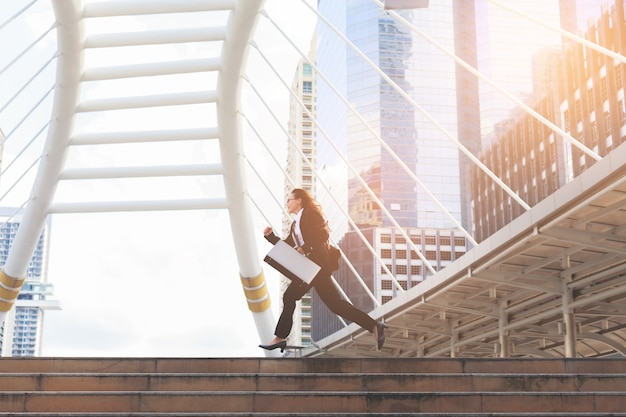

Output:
xmin=455 ymin=0 xmax=615 ymax=234
xmin=471 ymin=1 xmax=626 ymax=241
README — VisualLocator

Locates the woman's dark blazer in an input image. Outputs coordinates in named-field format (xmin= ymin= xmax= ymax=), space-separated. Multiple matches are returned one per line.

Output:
xmin=265 ymin=207 xmax=332 ymax=271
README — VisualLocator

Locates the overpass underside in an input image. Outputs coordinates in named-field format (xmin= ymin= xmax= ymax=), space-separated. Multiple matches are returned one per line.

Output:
xmin=308 ymin=142 xmax=626 ymax=359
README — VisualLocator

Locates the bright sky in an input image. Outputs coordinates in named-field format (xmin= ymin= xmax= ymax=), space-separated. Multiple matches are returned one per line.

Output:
xmin=0 ymin=1 xmax=317 ymax=357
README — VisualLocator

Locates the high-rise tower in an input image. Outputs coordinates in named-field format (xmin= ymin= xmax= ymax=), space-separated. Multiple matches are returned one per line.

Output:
xmin=470 ymin=1 xmax=626 ymax=241
xmin=454 ymin=0 xmax=620 ymax=240
xmin=316 ymin=1 xmax=462 ymax=230
xmin=282 ymin=39 xmax=317 ymax=347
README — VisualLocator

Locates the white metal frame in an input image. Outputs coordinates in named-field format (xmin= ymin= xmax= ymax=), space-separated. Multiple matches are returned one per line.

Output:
xmin=0 ymin=0 xmax=277 ymax=355
xmin=1 ymin=0 xmax=83 ymax=316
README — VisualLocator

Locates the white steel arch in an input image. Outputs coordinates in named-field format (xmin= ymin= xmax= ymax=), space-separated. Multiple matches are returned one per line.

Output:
xmin=0 ymin=0 xmax=84 ymax=318
xmin=216 ymin=0 xmax=277 ymax=348
xmin=0 ymin=0 xmax=278 ymax=356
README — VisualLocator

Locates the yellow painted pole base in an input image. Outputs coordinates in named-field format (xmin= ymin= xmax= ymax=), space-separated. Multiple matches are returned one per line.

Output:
xmin=0 ymin=269 xmax=26 ymax=312
xmin=240 ymin=271 xmax=271 ymax=313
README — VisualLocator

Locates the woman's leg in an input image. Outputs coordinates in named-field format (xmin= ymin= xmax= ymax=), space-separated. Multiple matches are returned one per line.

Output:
xmin=274 ymin=280 xmax=310 ymax=339
xmin=313 ymin=272 xmax=376 ymax=332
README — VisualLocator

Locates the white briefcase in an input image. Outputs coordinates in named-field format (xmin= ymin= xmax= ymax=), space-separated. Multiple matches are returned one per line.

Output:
xmin=264 ymin=240 xmax=321 ymax=284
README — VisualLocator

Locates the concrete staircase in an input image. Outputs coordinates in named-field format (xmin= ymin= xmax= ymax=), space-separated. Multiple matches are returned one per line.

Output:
xmin=0 ymin=357 xmax=624 ymax=416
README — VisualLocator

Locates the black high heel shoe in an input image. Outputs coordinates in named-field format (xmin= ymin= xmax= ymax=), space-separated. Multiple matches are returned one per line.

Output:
xmin=259 ymin=340 xmax=287 ymax=353
xmin=374 ymin=322 xmax=388 ymax=351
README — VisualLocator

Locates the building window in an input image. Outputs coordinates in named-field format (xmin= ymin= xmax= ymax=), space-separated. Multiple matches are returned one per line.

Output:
xmin=618 ymin=99 xmax=626 ymax=121
xmin=575 ymin=99 xmax=582 ymax=122
xmin=303 ymin=81 xmax=312 ymax=94
xmin=587 ymin=89 xmax=595 ymax=110
xmin=396 ymin=264 xmax=407 ymax=275
xmin=381 ymin=249 xmax=392 ymax=258
xmin=600 ymin=77 xmax=608 ymax=102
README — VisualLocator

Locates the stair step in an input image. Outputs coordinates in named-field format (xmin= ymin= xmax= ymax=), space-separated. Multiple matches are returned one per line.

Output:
xmin=0 ymin=391 xmax=623 ymax=413
xmin=1 ymin=357 xmax=625 ymax=374
xmin=0 ymin=372 xmax=623 ymax=392
xmin=3 ymin=414 xmax=626 ymax=417
xmin=0 ymin=358 xmax=623 ymax=415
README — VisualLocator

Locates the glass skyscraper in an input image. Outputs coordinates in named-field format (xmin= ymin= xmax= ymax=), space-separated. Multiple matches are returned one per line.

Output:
xmin=317 ymin=0 xmax=461 ymax=231
xmin=313 ymin=1 xmax=463 ymax=340
xmin=346 ymin=3 xmax=418 ymax=227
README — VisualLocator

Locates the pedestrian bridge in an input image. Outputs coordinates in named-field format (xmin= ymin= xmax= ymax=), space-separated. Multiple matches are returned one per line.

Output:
xmin=1 ymin=0 xmax=625 ymax=359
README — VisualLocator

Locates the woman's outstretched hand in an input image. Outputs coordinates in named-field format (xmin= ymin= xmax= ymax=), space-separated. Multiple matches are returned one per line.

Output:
xmin=263 ymin=226 xmax=273 ymax=236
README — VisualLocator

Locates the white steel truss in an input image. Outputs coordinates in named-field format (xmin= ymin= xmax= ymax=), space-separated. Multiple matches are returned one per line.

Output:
xmin=0 ymin=0 xmax=278 ymax=356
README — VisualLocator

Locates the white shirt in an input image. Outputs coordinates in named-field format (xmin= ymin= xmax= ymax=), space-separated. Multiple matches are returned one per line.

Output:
xmin=292 ymin=208 xmax=304 ymax=247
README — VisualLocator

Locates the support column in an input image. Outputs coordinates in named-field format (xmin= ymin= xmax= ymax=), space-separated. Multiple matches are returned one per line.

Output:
xmin=499 ymin=301 xmax=510 ymax=358
xmin=450 ymin=322 xmax=458 ymax=358
xmin=217 ymin=0 xmax=276 ymax=355
xmin=1 ymin=0 xmax=83 ymax=325
xmin=562 ymin=255 xmax=577 ymax=358
xmin=416 ymin=335 xmax=424 ymax=357
xmin=563 ymin=308 xmax=577 ymax=358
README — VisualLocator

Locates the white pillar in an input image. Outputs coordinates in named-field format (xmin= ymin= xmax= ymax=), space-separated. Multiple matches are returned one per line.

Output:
xmin=217 ymin=0 xmax=277 ymax=355
xmin=0 ymin=0 xmax=84 ymax=323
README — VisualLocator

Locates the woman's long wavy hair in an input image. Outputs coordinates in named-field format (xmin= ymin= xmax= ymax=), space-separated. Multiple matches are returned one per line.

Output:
xmin=291 ymin=187 xmax=331 ymax=240
xmin=291 ymin=188 xmax=323 ymax=216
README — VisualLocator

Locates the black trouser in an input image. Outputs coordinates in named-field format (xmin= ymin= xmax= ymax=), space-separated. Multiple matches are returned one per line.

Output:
xmin=274 ymin=270 xmax=376 ymax=339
